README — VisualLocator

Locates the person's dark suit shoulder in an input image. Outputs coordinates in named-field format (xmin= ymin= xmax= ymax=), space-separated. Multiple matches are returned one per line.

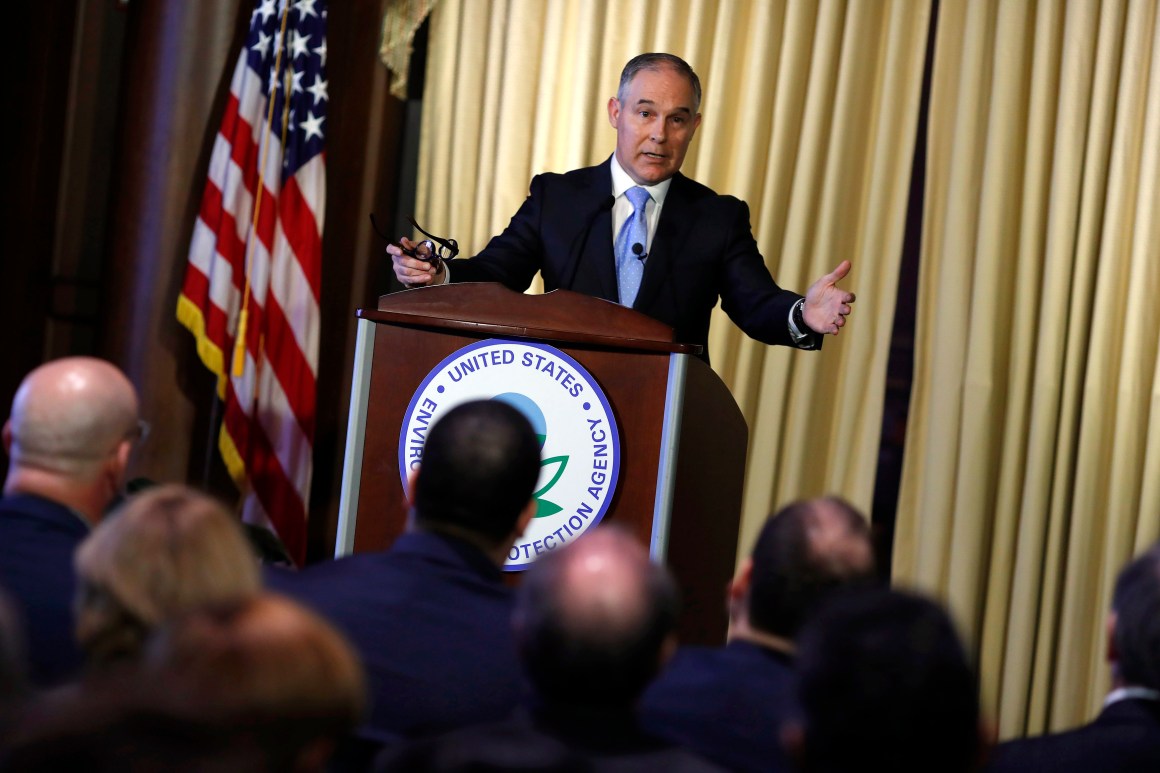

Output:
xmin=0 ymin=494 xmax=88 ymax=687
xmin=639 ymin=640 xmax=795 ymax=773
xmin=266 ymin=530 xmax=523 ymax=740
xmin=987 ymin=697 xmax=1160 ymax=772
xmin=378 ymin=707 xmax=728 ymax=773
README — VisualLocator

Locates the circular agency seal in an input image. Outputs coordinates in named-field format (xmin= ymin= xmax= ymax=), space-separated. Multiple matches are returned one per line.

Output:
xmin=398 ymin=338 xmax=621 ymax=570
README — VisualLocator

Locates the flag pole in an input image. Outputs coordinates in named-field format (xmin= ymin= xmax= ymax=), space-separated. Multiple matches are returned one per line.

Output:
xmin=201 ymin=388 xmax=223 ymax=490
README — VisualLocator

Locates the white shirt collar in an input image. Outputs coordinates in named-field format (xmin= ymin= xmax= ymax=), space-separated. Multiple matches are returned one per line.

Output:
xmin=609 ymin=154 xmax=672 ymax=206
xmin=1104 ymin=686 xmax=1160 ymax=708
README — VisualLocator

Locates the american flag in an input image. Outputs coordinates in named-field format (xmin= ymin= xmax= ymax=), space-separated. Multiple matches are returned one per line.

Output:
xmin=177 ymin=0 xmax=327 ymax=564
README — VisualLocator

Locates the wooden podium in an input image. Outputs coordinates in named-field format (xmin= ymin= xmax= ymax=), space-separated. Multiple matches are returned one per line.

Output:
xmin=335 ymin=283 xmax=748 ymax=644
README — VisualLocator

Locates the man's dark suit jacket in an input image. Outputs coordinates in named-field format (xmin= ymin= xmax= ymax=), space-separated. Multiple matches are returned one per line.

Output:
xmin=447 ymin=160 xmax=820 ymax=363
xmin=0 ymin=493 xmax=89 ymax=687
xmin=987 ymin=696 xmax=1160 ymax=772
xmin=380 ymin=704 xmax=727 ymax=772
xmin=265 ymin=530 xmax=524 ymax=741
xmin=638 ymin=639 xmax=796 ymax=773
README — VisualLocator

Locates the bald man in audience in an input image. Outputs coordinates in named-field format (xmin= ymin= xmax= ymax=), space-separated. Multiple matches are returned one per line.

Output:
xmin=639 ymin=497 xmax=876 ymax=773
xmin=0 ymin=357 xmax=141 ymax=687
xmin=384 ymin=527 xmax=724 ymax=771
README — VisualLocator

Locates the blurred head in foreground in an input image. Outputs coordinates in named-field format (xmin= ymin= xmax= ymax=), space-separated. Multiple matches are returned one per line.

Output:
xmin=144 ymin=592 xmax=366 ymax=770
xmin=4 ymin=594 xmax=364 ymax=772
xmin=515 ymin=526 xmax=680 ymax=709
xmin=790 ymin=588 xmax=983 ymax=773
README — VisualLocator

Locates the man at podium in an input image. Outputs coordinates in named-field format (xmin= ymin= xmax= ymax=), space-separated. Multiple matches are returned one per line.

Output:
xmin=389 ymin=52 xmax=855 ymax=364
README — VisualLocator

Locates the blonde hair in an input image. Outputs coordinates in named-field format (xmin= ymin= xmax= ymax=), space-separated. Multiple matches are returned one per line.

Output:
xmin=74 ymin=485 xmax=260 ymax=666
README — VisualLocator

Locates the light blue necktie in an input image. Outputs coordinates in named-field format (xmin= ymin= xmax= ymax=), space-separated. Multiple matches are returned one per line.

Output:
xmin=616 ymin=186 xmax=651 ymax=307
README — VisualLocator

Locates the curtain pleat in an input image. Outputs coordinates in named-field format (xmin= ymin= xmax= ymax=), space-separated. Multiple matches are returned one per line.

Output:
xmin=895 ymin=0 xmax=1160 ymax=738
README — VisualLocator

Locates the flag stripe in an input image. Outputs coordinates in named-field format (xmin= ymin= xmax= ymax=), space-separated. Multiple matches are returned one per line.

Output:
xmin=277 ymin=173 xmax=323 ymax=304
xmin=218 ymin=373 xmax=308 ymax=562
xmin=262 ymin=293 xmax=317 ymax=439
xmin=177 ymin=0 xmax=328 ymax=565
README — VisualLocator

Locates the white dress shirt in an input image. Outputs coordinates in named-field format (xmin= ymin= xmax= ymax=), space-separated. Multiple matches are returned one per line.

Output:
xmin=609 ymin=154 xmax=672 ymax=255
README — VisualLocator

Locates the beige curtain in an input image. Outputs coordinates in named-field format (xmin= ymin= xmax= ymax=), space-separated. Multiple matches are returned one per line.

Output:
xmin=415 ymin=0 xmax=930 ymax=556
xmin=894 ymin=0 xmax=1160 ymax=738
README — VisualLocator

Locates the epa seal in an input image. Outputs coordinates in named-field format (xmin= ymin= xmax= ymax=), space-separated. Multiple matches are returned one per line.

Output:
xmin=398 ymin=339 xmax=621 ymax=570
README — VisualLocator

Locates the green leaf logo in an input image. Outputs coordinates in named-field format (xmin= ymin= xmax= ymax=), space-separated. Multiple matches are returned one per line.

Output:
xmin=534 ymin=455 xmax=569 ymax=518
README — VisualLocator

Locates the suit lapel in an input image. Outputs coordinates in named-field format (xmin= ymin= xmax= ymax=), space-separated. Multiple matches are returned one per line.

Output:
xmin=634 ymin=173 xmax=692 ymax=311
xmin=565 ymin=161 xmax=618 ymax=303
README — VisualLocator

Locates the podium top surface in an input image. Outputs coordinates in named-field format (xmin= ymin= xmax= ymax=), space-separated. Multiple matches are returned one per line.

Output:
xmin=361 ymin=283 xmax=702 ymax=356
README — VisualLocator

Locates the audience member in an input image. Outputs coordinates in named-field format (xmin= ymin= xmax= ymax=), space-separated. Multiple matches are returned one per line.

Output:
xmin=384 ymin=527 xmax=724 ymax=772
xmin=0 ymin=589 xmax=30 ymax=745
xmin=73 ymin=484 xmax=261 ymax=670
xmin=0 ymin=357 xmax=140 ymax=686
xmin=147 ymin=593 xmax=366 ymax=771
xmin=2 ymin=688 xmax=249 ymax=772
xmin=987 ymin=542 xmax=1160 ymax=771
xmin=118 ymin=475 xmax=296 ymax=567
xmin=639 ymin=497 xmax=875 ymax=772
xmin=267 ymin=399 xmax=541 ymax=741
xmin=3 ymin=594 xmax=365 ymax=772
xmin=788 ymin=587 xmax=985 ymax=773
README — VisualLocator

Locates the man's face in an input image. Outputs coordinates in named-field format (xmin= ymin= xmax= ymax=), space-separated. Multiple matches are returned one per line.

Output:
xmin=608 ymin=66 xmax=702 ymax=186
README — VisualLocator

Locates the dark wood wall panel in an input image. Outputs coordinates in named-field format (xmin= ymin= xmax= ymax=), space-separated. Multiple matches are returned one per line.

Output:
xmin=0 ymin=0 xmax=81 ymax=483
xmin=101 ymin=0 xmax=249 ymax=501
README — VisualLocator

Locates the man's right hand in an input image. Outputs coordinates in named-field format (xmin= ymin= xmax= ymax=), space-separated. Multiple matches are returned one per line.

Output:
xmin=388 ymin=237 xmax=446 ymax=288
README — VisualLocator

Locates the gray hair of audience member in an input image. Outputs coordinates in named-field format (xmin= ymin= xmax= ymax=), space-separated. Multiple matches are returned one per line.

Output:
xmin=413 ymin=400 xmax=541 ymax=545
xmin=144 ymin=593 xmax=366 ymax=770
xmin=73 ymin=485 xmax=261 ymax=668
xmin=4 ymin=357 xmax=139 ymax=481
xmin=617 ymin=52 xmax=702 ymax=112
xmin=746 ymin=497 xmax=875 ymax=639
xmin=514 ymin=526 xmax=680 ymax=708
xmin=1111 ymin=541 xmax=1160 ymax=691
xmin=793 ymin=588 xmax=981 ymax=773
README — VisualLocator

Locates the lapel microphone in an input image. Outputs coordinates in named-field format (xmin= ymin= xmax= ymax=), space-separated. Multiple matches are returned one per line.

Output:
xmin=632 ymin=243 xmax=648 ymax=261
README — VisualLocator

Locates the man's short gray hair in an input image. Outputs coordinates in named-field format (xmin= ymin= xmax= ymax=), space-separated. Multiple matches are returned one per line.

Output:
xmin=617 ymin=53 xmax=702 ymax=112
